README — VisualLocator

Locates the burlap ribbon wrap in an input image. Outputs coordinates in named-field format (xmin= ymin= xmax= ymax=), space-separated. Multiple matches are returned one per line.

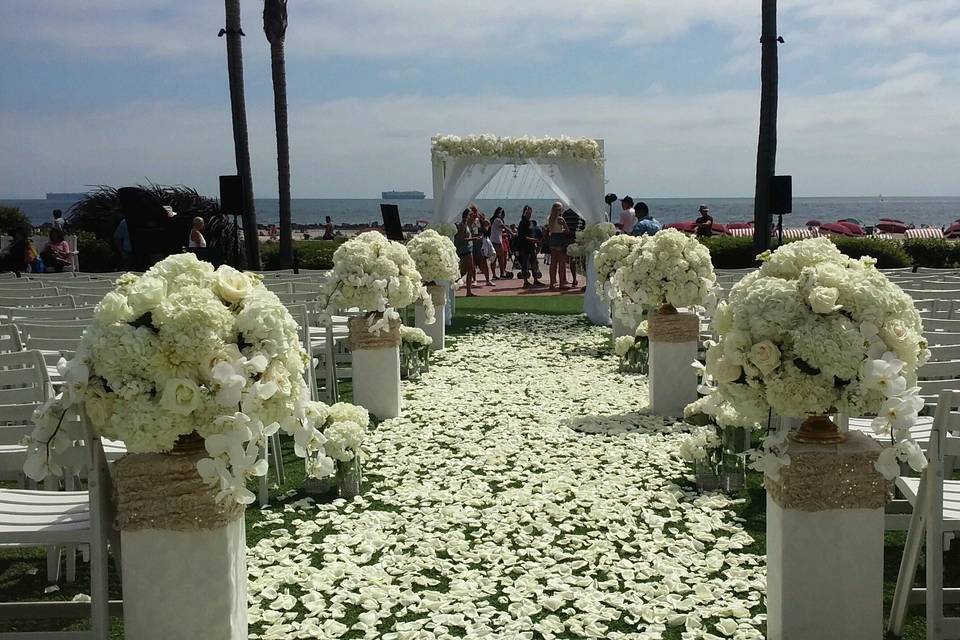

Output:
xmin=348 ymin=314 xmax=401 ymax=351
xmin=765 ymin=431 xmax=891 ymax=511
xmin=648 ymin=310 xmax=699 ymax=343
xmin=114 ymin=445 xmax=244 ymax=532
xmin=427 ymin=285 xmax=447 ymax=308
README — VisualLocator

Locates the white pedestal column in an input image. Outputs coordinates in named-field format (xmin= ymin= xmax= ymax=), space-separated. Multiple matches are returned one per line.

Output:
xmin=648 ymin=310 xmax=698 ymax=417
xmin=113 ymin=448 xmax=248 ymax=640
xmin=121 ymin=520 xmax=247 ymax=640
xmin=415 ymin=304 xmax=444 ymax=351
xmin=352 ymin=347 xmax=401 ymax=419
xmin=765 ymin=431 xmax=887 ymax=640
xmin=584 ymin=253 xmax=611 ymax=326
xmin=416 ymin=285 xmax=446 ymax=351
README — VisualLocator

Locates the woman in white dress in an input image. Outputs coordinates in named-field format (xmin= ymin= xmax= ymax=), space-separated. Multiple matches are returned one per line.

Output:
xmin=189 ymin=217 xmax=207 ymax=249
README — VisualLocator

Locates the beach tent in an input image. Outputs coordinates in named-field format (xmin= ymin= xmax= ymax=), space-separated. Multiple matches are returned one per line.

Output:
xmin=430 ymin=135 xmax=606 ymax=224
xmin=905 ymin=227 xmax=945 ymax=240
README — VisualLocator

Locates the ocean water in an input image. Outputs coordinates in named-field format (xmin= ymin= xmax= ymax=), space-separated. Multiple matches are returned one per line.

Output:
xmin=6 ymin=196 xmax=960 ymax=230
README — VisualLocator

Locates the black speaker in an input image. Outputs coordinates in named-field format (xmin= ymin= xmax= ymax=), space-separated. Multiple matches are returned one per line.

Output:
xmin=380 ymin=204 xmax=405 ymax=242
xmin=770 ymin=175 xmax=792 ymax=215
xmin=219 ymin=175 xmax=244 ymax=215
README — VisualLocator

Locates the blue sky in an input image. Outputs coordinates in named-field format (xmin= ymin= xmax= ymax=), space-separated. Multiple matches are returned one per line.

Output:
xmin=1 ymin=0 xmax=959 ymax=198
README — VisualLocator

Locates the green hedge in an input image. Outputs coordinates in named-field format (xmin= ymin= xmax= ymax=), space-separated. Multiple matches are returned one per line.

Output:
xmin=901 ymin=239 xmax=960 ymax=268
xmin=261 ymin=239 xmax=345 ymax=271
xmin=76 ymin=231 xmax=124 ymax=272
xmin=699 ymin=235 xmax=913 ymax=269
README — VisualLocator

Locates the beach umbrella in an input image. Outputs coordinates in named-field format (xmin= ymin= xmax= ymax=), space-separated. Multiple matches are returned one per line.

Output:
xmin=876 ymin=221 xmax=907 ymax=234
xmin=805 ymin=219 xmax=822 ymax=227
xmin=879 ymin=217 xmax=905 ymax=224
xmin=836 ymin=221 xmax=865 ymax=236
xmin=819 ymin=222 xmax=853 ymax=236
xmin=665 ymin=222 xmax=696 ymax=233
xmin=726 ymin=222 xmax=753 ymax=230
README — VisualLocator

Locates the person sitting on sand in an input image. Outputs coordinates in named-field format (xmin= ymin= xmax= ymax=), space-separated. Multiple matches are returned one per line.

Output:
xmin=41 ymin=227 xmax=73 ymax=272
xmin=323 ymin=216 xmax=335 ymax=240
xmin=631 ymin=202 xmax=662 ymax=236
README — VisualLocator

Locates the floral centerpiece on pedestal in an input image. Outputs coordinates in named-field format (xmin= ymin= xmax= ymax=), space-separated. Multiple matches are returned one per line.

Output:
xmin=611 ymin=228 xmax=716 ymax=313
xmin=318 ymin=231 xmax=434 ymax=331
xmin=400 ymin=326 xmax=432 ymax=381
xmin=429 ymin=222 xmax=457 ymax=238
xmin=704 ymin=238 xmax=929 ymax=480
xmin=406 ymin=229 xmax=459 ymax=287
xmin=23 ymin=254 xmax=337 ymax=505
xmin=594 ymin=234 xmax=642 ymax=298
xmin=566 ymin=222 xmax=617 ymax=259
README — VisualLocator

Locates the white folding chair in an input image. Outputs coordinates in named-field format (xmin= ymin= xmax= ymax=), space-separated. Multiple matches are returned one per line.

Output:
xmin=0 ymin=324 xmax=23 ymax=354
xmin=0 ymin=351 xmax=51 ymax=480
xmin=0 ymin=410 xmax=119 ymax=638
xmin=15 ymin=323 xmax=84 ymax=385
xmin=0 ymin=295 xmax=75 ymax=311
xmin=887 ymin=391 xmax=960 ymax=639
xmin=0 ymin=307 xmax=95 ymax=323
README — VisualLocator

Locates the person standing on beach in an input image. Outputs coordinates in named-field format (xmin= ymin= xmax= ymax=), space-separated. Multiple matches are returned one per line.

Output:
xmin=617 ymin=196 xmax=636 ymax=231
xmin=631 ymin=202 xmax=662 ymax=236
xmin=517 ymin=206 xmax=543 ymax=287
xmin=52 ymin=209 xmax=65 ymax=232
xmin=455 ymin=209 xmax=477 ymax=297
xmin=562 ymin=207 xmax=585 ymax=287
xmin=323 ymin=216 xmax=335 ymax=240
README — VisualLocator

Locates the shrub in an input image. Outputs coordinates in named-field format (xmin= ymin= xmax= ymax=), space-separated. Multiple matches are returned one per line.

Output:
xmin=262 ymin=239 xmax=345 ymax=270
xmin=76 ymin=231 xmax=123 ymax=273
xmin=0 ymin=206 xmax=33 ymax=238
xmin=829 ymin=237 xmax=911 ymax=268
xmin=902 ymin=239 xmax=960 ymax=268
xmin=699 ymin=235 xmax=756 ymax=268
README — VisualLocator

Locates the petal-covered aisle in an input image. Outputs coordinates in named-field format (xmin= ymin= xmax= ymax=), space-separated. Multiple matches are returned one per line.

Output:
xmin=248 ymin=315 xmax=765 ymax=640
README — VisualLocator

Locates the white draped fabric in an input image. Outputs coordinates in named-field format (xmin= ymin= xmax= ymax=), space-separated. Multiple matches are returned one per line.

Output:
xmin=434 ymin=159 xmax=506 ymax=224
xmin=527 ymin=158 xmax=605 ymax=224
xmin=583 ymin=253 xmax=611 ymax=326
xmin=434 ymin=156 xmax=604 ymax=224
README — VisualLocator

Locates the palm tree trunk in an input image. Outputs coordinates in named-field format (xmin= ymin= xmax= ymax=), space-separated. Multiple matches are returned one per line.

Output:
xmin=265 ymin=6 xmax=292 ymax=268
xmin=223 ymin=0 xmax=262 ymax=269
xmin=752 ymin=0 xmax=779 ymax=260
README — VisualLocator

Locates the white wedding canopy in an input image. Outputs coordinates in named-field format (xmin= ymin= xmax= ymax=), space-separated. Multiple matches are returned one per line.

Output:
xmin=430 ymin=135 xmax=606 ymax=224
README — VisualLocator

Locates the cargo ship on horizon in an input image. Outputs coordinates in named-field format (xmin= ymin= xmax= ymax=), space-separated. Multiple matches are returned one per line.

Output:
xmin=381 ymin=190 xmax=426 ymax=200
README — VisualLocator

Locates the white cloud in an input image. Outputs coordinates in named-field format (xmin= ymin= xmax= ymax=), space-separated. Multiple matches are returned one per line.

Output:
xmin=3 ymin=72 xmax=957 ymax=199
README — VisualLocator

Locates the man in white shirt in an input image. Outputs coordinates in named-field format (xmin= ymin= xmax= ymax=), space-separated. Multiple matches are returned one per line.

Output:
xmin=617 ymin=196 xmax=636 ymax=231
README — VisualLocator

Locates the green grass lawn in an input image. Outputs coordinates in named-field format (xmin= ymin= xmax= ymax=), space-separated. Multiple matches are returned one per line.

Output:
xmin=0 ymin=305 xmax=954 ymax=639
xmin=455 ymin=294 xmax=584 ymax=315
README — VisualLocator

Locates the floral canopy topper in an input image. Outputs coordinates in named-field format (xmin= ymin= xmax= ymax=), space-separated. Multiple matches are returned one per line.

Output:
xmin=431 ymin=135 xmax=604 ymax=165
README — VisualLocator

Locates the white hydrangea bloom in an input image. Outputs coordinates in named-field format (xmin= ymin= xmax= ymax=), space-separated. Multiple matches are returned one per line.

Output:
xmin=708 ymin=238 xmax=927 ymax=481
xmin=612 ymin=228 xmax=716 ymax=309
xmin=21 ymin=253 xmax=364 ymax=505
xmin=405 ymin=229 xmax=460 ymax=285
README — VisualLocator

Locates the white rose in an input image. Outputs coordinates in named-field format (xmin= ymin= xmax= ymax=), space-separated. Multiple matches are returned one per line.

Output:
xmin=127 ymin=276 xmax=166 ymax=317
xmin=879 ymin=319 xmax=912 ymax=352
xmin=95 ymin=291 xmax=133 ymax=324
xmin=807 ymin=286 xmax=841 ymax=314
xmin=712 ymin=355 xmax=743 ymax=384
xmin=748 ymin=340 xmax=782 ymax=375
xmin=214 ymin=265 xmax=253 ymax=304
xmin=723 ymin=330 xmax=751 ymax=365
xmin=160 ymin=378 xmax=203 ymax=416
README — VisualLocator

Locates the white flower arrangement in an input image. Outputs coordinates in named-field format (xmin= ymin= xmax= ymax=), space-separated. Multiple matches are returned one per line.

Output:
xmin=321 ymin=402 xmax=370 ymax=464
xmin=317 ymin=231 xmax=435 ymax=332
xmin=594 ymin=234 xmax=642 ymax=297
xmin=566 ymin=222 xmax=617 ymax=258
xmin=612 ymin=228 xmax=717 ymax=310
xmin=431 ymin=134 xmax=603 ymax=164
xmin=430 ymin=222 xmax=457 ymax=238
xmin=405 ymin=229 xmax=459 ymax=285
xmin=679 ymin=427 xmax=722 ymax=463
xmin=704 ymin=238 xmax=930 ymax=481
xmin=22 ymin=254 xmax=342 ymax=505
xmin=400 ymin=326 xmax=432 ymax=381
